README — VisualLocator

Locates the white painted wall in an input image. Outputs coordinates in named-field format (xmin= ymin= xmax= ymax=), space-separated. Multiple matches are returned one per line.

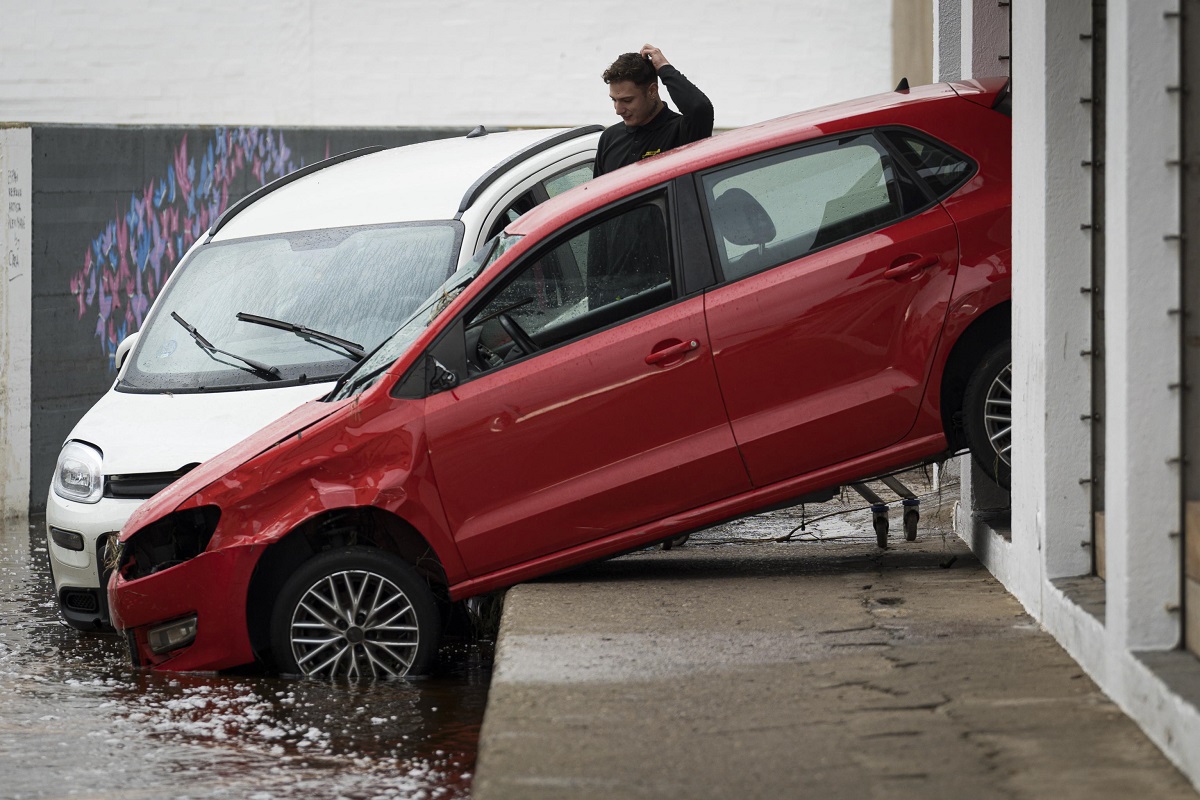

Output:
xmin=0 ymin=0 xmax=894 ymax=130
xmin=0 ymin=127 xmax=32 ymax=522
xmin=932 ymin=0 xmax=961 ymax=81
xmin=959 ymin=0 xmax=1008 ymax=79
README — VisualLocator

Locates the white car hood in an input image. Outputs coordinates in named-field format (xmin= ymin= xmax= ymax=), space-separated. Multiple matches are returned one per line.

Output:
xmin=66 ymin=383 xmax=333 ymax=476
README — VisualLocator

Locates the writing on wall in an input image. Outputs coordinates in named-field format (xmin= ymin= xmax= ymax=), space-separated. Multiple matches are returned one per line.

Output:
xmin=7 ymin=166 xmax=26 ymax=273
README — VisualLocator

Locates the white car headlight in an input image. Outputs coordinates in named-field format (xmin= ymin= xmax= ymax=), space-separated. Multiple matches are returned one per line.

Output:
xmin=52 ymin=441 xmax=104 ymax=504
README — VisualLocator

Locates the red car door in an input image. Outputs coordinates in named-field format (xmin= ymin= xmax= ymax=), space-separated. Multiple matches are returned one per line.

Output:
xmin=700 ymin=133 xmax=961 ymax=487
xmin=423 ymin=198 xmax=751 ymax=577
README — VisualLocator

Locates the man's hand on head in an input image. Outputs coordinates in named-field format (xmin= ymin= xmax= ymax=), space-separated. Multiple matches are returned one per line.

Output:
xmin=639 ymin=44 xmax=670 ymax=72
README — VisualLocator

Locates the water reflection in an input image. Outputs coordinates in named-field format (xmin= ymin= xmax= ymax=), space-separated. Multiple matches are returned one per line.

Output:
xmin=0 ymin=518 xmax=490 ymax=799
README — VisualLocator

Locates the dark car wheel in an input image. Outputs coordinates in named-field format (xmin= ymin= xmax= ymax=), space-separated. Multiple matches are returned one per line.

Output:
xmin=963 ymin=340 xmax=1012 ymax=490
xmin=271 ymin=547 xmax=441 ymax=679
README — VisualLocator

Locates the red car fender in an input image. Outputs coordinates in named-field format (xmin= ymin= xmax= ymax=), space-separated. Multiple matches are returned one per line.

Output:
xmin=176 ymin=390 xmax=468 ymax=586
xmin=911 ymin=276 xmax=1012 ymax=441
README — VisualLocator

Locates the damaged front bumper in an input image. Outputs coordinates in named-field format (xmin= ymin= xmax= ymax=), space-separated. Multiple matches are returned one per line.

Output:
xmin=110 ymin=544 xmax=262 ymax=671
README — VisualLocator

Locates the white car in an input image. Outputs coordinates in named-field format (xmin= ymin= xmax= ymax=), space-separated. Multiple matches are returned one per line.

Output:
xmin=47 ymin=125 xmax=600 ymax=630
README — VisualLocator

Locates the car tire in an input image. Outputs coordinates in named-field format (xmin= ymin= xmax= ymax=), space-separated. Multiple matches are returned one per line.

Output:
xmin=270 ymin=547 xmax=441 ymax=679
xmin=963 ymin=340 xmax=1012 ymax=490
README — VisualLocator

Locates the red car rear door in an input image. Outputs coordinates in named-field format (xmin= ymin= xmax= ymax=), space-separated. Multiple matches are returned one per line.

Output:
xmin=699 ymin=132 xmax=961 ymax=487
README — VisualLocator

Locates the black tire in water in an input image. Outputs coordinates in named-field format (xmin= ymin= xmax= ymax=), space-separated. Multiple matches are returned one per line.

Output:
xmin=271 ymin=547 xmax=441 ymax=679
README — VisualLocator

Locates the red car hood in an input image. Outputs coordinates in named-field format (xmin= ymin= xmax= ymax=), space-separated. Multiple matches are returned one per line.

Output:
xmin=118 ymin=397 xmax=352 ymax=539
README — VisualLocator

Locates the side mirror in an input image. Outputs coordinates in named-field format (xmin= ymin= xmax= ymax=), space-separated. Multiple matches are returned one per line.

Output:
xmin=428 ymin=357 xmax=459 ymax=392
xmin=114 ymin=331 xmax=140 ymax=371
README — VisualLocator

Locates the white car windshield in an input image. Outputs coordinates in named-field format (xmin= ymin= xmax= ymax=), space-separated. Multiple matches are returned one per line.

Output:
xmin=120 ymin=222 xmax=463 ymax=391
xmin=329 ymin=232 xmax=522 ymax=401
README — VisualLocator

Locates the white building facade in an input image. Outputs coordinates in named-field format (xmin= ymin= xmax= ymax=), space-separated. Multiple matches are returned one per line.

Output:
xmin=942 ymin=0 xmax=1200 ymax=787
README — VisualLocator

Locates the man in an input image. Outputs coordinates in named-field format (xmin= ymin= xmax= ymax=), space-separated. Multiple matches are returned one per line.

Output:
xmin=595 ymin=44 xmax=714 ymax=176
xmin=593 ymin=47 xmax=711 ymax=554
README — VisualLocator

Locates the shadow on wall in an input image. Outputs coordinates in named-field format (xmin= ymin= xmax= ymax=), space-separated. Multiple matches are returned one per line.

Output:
xmin=69 ymin=128 xmax=320 ymax=368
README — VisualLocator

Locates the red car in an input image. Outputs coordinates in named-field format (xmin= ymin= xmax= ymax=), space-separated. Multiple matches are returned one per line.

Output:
xmin=110 ymin=78 xmax=1011 ymax=678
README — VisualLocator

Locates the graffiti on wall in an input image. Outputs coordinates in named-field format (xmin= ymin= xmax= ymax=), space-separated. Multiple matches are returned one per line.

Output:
xmin=70 ymin=128 xmax=327 ymax=367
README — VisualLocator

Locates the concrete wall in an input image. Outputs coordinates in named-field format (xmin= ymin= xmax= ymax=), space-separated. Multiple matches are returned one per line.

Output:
xmin=0 ymin=0 xmax=896 ymax=130
xmin=1 ymin=128 xmax=32 ymax=521
xmin=23 ymin=124 xmax=465 ymax=513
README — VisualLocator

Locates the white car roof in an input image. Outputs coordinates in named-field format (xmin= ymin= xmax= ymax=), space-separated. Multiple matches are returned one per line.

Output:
xmin=212 ymin=127 xmax=591 ymax=240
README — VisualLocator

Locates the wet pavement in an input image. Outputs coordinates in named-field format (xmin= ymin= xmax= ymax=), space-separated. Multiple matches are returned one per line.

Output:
xmin=474 ymin=468 xmax=1199 ymax=799
xmin=0 ymin=517 xmax=492 ymax=800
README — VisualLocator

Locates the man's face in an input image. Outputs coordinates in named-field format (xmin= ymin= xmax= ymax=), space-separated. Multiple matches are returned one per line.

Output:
xmin=609 ymin=80 xmax=660 ymax=128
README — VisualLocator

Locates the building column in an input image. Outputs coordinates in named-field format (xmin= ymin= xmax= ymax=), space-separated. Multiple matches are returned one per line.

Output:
xmin=937 ymin=0 xmax=1014 ymax=538
xmin=935 ymin=0 xmax=1009 ymax=82
xmin=1 ymin=127 xmax=32 ymax=521
xmin=932 ymin=0 xmax=962 ymax=81
xmin=1009 ymin=0 xmax=1095 ymax=611
xmin=1104 ymin=0 xmax=1183 ymax=651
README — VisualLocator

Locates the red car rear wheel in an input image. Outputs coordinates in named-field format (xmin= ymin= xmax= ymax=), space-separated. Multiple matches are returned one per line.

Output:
xmin=963 ymin=340 xmax=1012 ymax=490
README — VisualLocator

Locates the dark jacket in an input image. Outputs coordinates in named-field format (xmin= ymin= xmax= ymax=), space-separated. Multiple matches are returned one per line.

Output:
xmin=594 ymin=65 xmax=714 ymax=177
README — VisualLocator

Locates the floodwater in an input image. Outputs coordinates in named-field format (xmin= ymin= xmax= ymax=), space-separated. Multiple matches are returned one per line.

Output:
xmin=0 ymin=518 xmax=492 ymax=800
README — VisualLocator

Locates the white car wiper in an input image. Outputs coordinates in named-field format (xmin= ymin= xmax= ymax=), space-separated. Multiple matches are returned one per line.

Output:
xmin=171 ymin=312 xmax=282 ymax=382
xmin=236 ymin=312 xmax=366 ymax=361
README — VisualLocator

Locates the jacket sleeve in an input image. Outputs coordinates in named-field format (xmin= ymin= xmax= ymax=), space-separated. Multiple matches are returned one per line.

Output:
xmin=658 ymin=64 xmax=715 ymax=144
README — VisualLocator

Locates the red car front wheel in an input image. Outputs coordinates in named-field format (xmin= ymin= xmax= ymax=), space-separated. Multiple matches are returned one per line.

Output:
xmin=270 ymin=547 xmax=441 ymax=679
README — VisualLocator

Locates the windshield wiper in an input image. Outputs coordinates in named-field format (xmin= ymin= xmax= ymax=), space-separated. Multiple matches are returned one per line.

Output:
xmin=236 ymin=312 xmax=366 ymax=361
xmin=332 ymin=363 xmax=393 ymax=401
xmin=171 ymin=312 xmax=282 ymax=382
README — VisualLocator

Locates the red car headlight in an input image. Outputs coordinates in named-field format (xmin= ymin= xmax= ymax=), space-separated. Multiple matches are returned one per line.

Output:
xmin=117 ymin=505 xmax=222 ymax=580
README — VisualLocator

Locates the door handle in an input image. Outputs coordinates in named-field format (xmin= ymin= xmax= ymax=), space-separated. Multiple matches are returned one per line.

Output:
xmin=883 ymin=254 xmax=939 ymax=280
xmin=645 ymin=339 xmax=699 ymax=365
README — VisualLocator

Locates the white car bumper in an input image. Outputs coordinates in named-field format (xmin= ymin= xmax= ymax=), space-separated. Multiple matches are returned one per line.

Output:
xmin=46 ymin=489 xmax=144 ymax=630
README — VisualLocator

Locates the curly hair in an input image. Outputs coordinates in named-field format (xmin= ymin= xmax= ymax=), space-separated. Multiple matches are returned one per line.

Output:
xmin=602 ymin=52 xmax=658 ymax=86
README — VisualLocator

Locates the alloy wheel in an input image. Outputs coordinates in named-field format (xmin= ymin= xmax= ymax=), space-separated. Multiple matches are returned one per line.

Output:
xmin=983 ymin=361 xmax=1012 ymax=468
xmin=288 ymin=569 xmax=420 ymax=679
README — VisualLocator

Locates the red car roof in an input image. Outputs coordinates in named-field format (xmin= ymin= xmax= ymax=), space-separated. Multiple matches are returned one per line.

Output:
xmin=509 ymin=78 xmax=1008 ymax=240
